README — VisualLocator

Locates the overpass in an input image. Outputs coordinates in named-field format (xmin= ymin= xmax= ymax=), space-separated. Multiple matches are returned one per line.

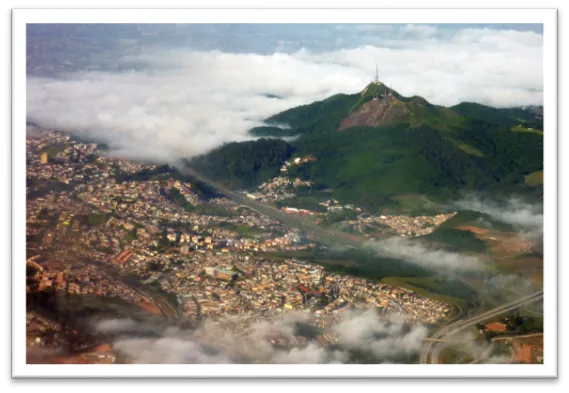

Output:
xmin=419 ymin=290 xmax=543 ymax=364
xmin=423 ymin=338 xmax=466 ymax=344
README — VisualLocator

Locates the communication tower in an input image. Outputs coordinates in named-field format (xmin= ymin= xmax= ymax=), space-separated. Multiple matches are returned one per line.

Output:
xmin=373 ymin=64 xmax=380 ymax=100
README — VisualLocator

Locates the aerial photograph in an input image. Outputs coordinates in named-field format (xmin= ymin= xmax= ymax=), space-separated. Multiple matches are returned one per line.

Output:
xmin=24 ymin=22 xmax=545 ymax=366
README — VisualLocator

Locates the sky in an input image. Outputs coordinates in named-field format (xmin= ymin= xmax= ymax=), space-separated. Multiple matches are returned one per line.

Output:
xmin=26 ymin=23 xmax=544 ymax=163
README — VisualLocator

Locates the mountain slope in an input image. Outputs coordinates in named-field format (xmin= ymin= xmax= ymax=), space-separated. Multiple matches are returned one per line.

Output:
xmin=339 ymin=83 xmax=465 ymax=131
xmin=265 ymin=93 xmax=360 ymax=135
xmin=190 ymin=82 xmax=543 ymax=213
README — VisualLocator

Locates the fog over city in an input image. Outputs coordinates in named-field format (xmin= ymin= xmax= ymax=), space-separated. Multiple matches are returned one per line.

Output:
xmin=92 ymin=310 xmax=429 ymax=364
xmin=365 ymin=237 xmax=485 ymax=274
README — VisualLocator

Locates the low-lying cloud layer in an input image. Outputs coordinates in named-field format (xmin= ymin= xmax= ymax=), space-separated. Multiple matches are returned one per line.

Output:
xmin=445 ymin=331 xmax=515 ymax=364
xmin=27 ymin=25 xmax=543 ymax=164
xmin=455 ymin=195 xmax=543 ymax=234
xmin=365 ymin=237 xmax=485 ymax=273
xmin=484 ymin=274 xmax=543 ymax=314
xmin=95 ymin=309 xmax=429 ymax=364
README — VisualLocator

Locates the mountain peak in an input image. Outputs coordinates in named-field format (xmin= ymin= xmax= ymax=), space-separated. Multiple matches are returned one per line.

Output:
xmin=338 ymin=84 xmax=465 ymax=131
xmin=361 ymin=81 xmax=393 ymax=99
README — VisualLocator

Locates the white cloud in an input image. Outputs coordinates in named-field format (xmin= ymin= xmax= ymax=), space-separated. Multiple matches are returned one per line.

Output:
xmin=400 ymin=24 xmax=437 ymax=38
xmin=454 ymin=195 xmax=543 ymax=233
xmin=484 ymin=274 xmax=543 ymax=311
xmin=27 ymin=26 xmax=543 ymax=164
xmin=99 ymin=310 xmax=429 ymax=364
xmin=365 ymin=237 xmax=485 ymax=273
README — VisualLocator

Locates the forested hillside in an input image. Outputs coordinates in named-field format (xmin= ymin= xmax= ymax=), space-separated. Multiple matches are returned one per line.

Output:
xmin=188 ymin=83 xmax=543 ymax=212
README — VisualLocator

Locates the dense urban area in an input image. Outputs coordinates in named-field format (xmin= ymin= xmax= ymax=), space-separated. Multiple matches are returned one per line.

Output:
xmin=25 ymin=129 xmax=539 ymax=364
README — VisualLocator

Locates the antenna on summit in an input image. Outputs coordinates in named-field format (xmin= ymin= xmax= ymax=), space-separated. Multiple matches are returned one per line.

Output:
xmin=374 ymin=64 xmax=379 ymax=85
xmin=373 ymin=64 xmax=380 ymax=100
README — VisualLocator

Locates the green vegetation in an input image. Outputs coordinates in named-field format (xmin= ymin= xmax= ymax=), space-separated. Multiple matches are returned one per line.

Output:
xmin=265 ymin=248 xmax=479 ymax=309
xmin=350 ymin=83 xmax=393 ymax=113
xmin=124 ymin=229 xmax=137 ymax=243
xmin=390 ymin=194 xmax=442 ymax=216
xmin=26 ymin=178 xmax=75 ymax=199
xmin=213 ymin=221 xmax=265 ymax=238
xmin=440 ymin=347 xmax=474 ymax=364
xmin=449 ymin=140 xmax=485 ymax=157
xmin=249 ymin=126 xmax=298 ymax=137
xmin=275 ymin=196 xmax=328 ymax=213
xmin=41 ymin=143 xmax=67 ymax=157
xmin=166 ymin=187 xmax=194 ymax=211
xmin=148 ymin=261 xmax=165 ymax=272
xmin=319 ymin=210 xmax=359 ymax=225
xmin=193 ymin=204 xmax=238 ymax=217
xmin=76 ymin=213 xmax=109 ymax=227
xmin=490 ymin=342 xmax=512 ymax=358
xmin=187 ymin=86 xmax=542 ymax=213
xmin=524 ymin=170 xmax=544 ymax=187
xmin=422 ymin=227 xmax=488 ymax=253
xmin=96 ymin=142 xmax=110 ymax=151
xmin=233 ymin=224 xmax=265 ymax=237
xmin=380 ymin=276 xmax=468 ymax=308
xmin=347 ymin=83 xmax=466 ymax=131
xmin=27 ymin=292 xmax=158 ymax=330
xmin=451 ymin=102 xmax=520 ymax=126
xmin=438 ymin=210 xmax=516 ymax=233
xmin=115 ymin=164 xmax=177 ymax=183
xmin=190 ymin=139 xmax=293 ymax=189
xmin=501 ymin=313 xmax=543 ymax=334
xmin=266 ymin=93 xmax=358 ymax=135
xmin=511 ymin=125 xmax=544 ymax=136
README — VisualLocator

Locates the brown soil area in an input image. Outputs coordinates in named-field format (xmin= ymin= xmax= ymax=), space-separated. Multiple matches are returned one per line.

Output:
xmin=338 ymin=96 xmax=406 ymax=131
xmin=498 ymin=257 xmax=543 ymax=282
xmin=529 ymin=271 xmax=543 ymax=286
xmin=92 ymin=343 xmax=111 ymax=352
xmin=137 ymin=300 xmax=162 ymax=315
xmin=511 ymin=334 xmax=543 ymax=364
xmin=28 ymin=343 xmax=116 ymax=364
xmin=485 ymin=322 xmax=508 ymax=332
xmin=457 ymin=225 xmax=536 ymax=258
xmin=457 ymin=225 xmax=543 ymax=282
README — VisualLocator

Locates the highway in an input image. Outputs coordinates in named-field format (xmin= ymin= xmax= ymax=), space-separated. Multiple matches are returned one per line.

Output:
xmin=182 ymin=166 xmax=365 ymax=249
xmin=419 ymin=290 xmax=543 ymax=364
xmin=182 ymin=167 xmax=544 ymax=365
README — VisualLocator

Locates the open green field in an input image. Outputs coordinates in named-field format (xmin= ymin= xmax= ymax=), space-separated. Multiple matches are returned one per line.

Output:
xmin=444 ymin=137 xmax=485 ymax=157
xmin=262 ymin=249 xmax=477 ymax=311
xmin=511 ymin=125 xmax=544 ymax=136
xmin=457 ymin=142 xmax=485 ymax=157
xmin=41 ymin=143 xmax=67 ymax=157
xmin=76 ymin=213 xmax=110 ymax=227
xmin=233 ymin=224 xmax=266 ymax=237
xmin=276 ymin=196 xmax=328 ymax=213
xmin=524 ymin=170 xmax=544 ymax=187
xmin=390 ymin=194 xmax=443 ymax=215
xmin=440 ymin=346 xmax=475 ymax=364
xmin=380 ymin=276 xmax=468 ymax=309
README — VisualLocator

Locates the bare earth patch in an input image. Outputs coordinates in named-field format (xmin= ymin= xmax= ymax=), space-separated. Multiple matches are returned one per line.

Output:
xmin=137 ymin=300 xmax=162 ymax=315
